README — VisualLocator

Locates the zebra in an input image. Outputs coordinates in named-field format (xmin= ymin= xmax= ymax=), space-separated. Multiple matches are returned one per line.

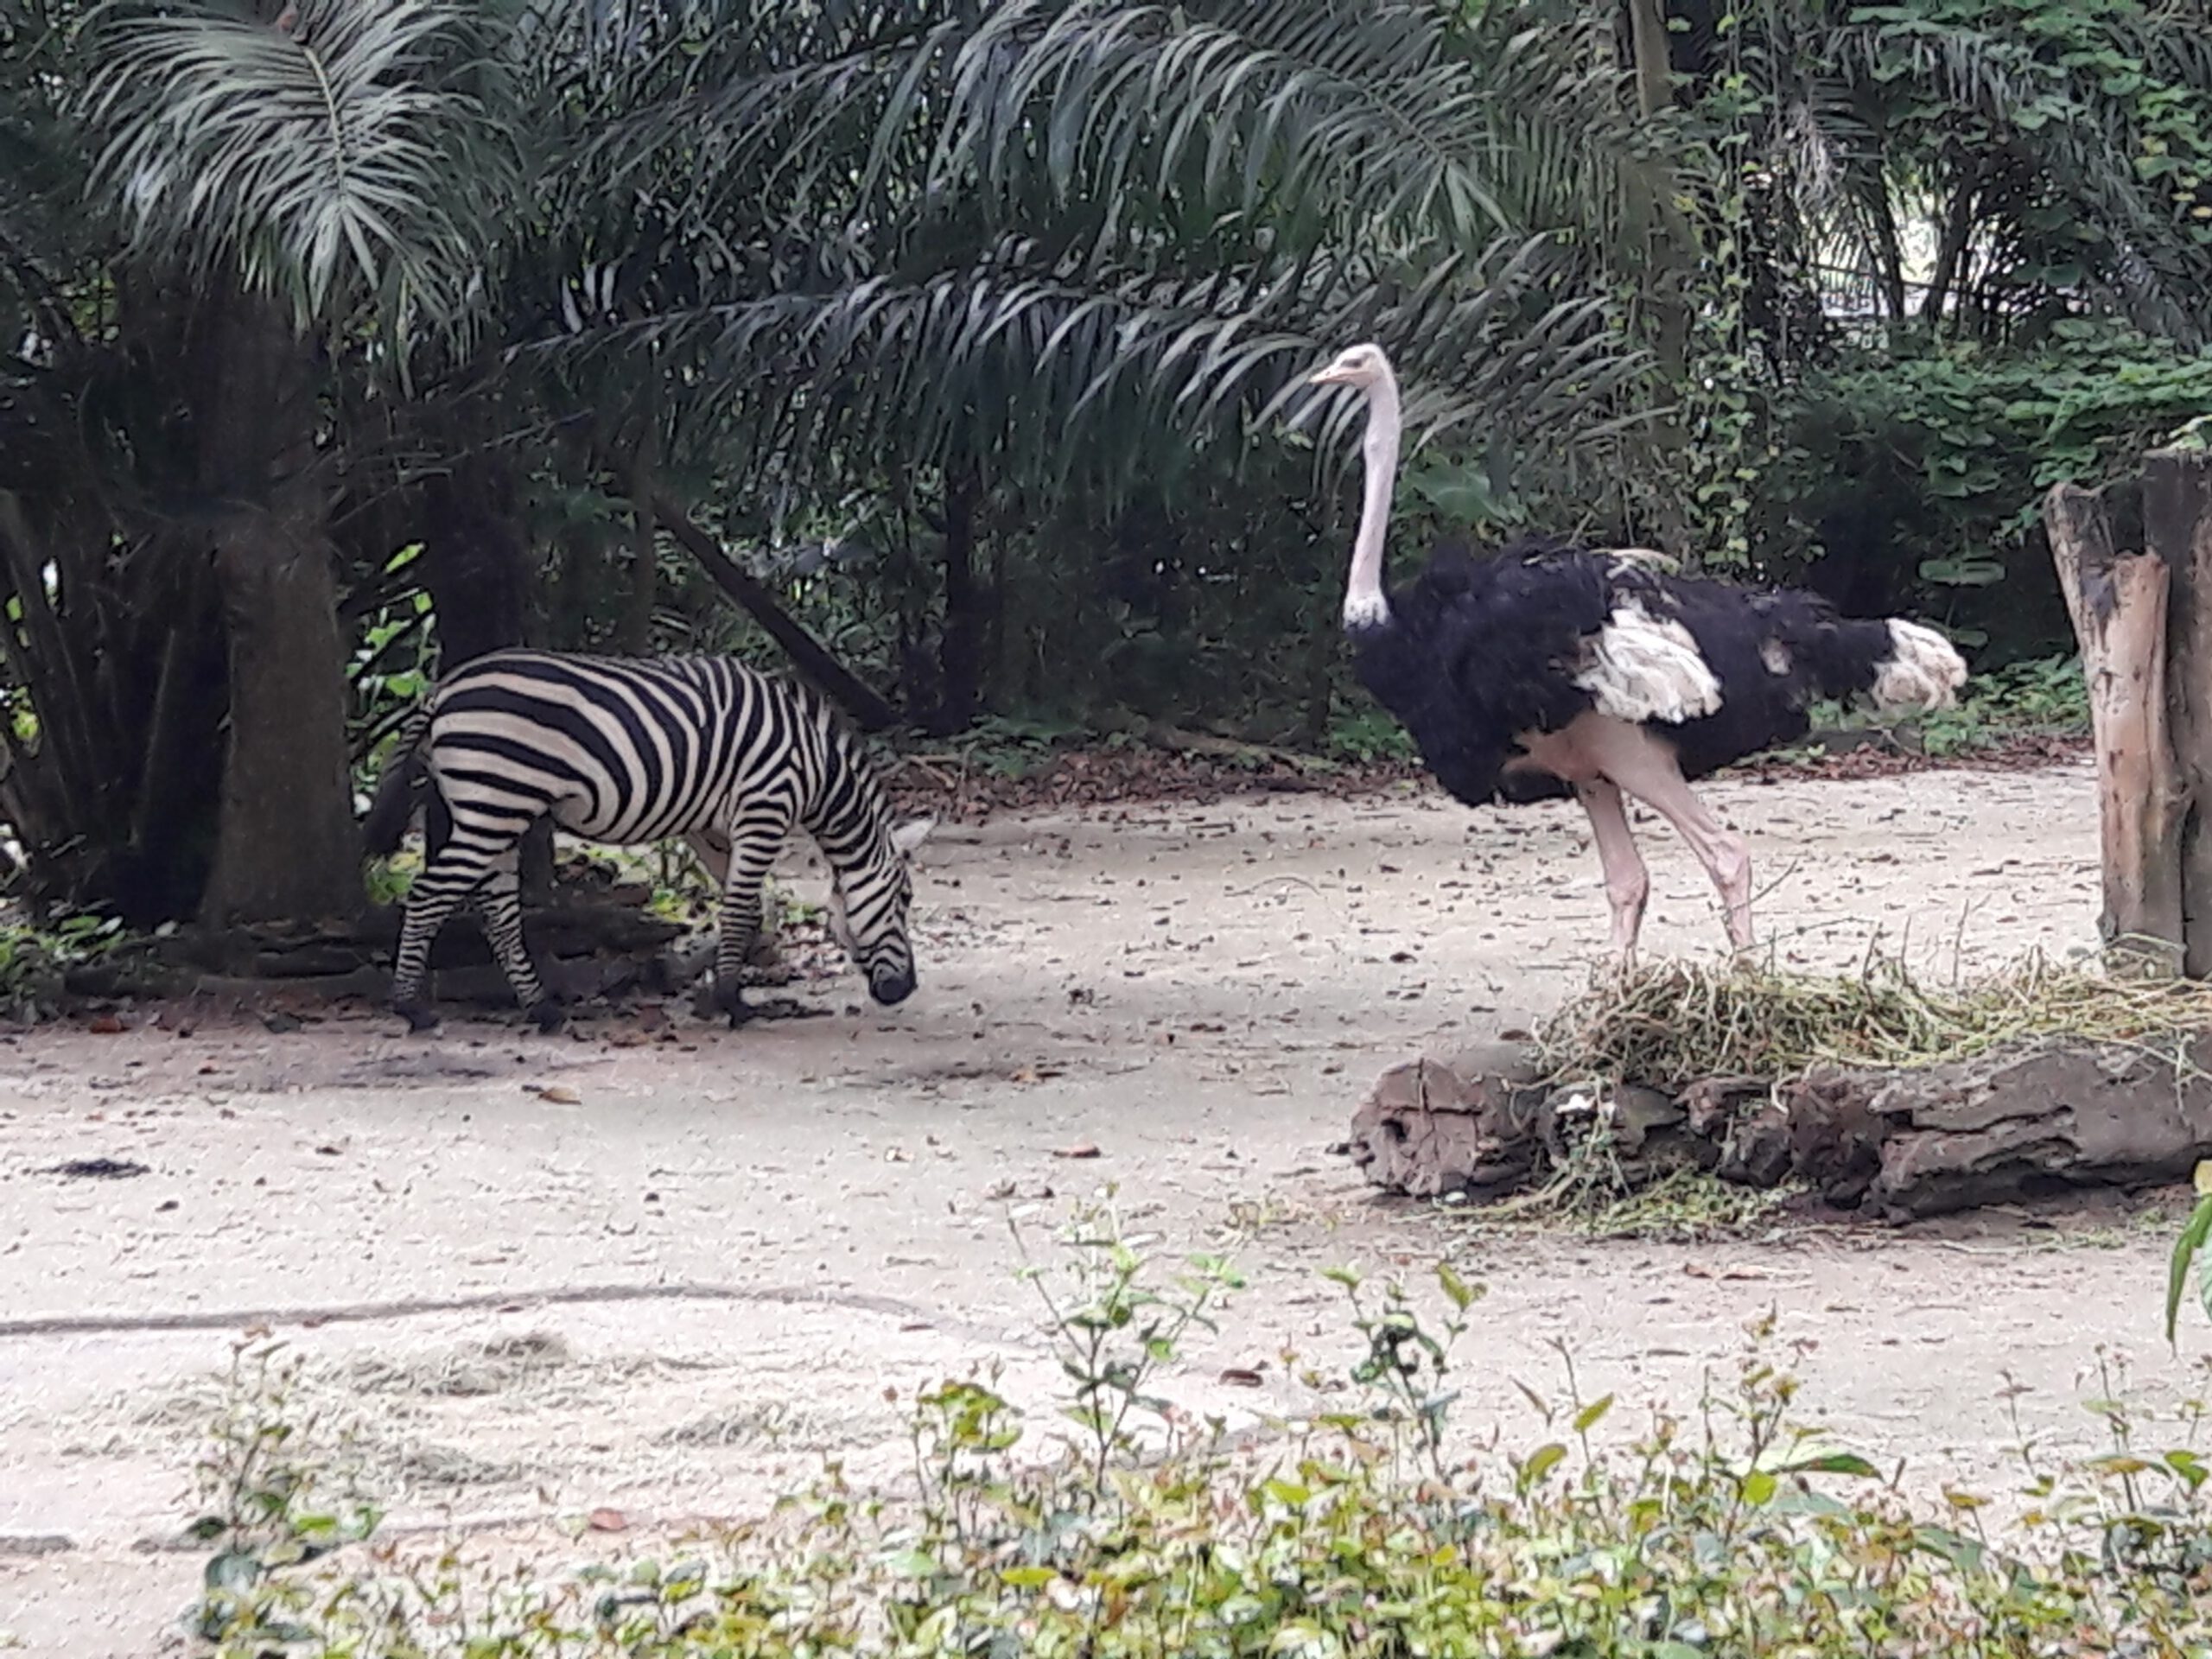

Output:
xmin=361 ymin=648 xmax=936 ymax=1033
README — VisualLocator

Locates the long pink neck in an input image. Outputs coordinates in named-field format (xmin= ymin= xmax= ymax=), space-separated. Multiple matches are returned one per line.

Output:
xmin=1343 ymin=368 xmax=1402 ymax=630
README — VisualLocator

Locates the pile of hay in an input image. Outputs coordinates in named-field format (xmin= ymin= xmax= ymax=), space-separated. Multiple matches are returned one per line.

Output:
xmin=1534 ymin=949 xmax=2212 ymax=1093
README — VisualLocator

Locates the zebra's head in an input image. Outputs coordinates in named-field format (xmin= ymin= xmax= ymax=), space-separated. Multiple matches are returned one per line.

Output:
xmin=825 ymin=815 xmax=936 ymax=1005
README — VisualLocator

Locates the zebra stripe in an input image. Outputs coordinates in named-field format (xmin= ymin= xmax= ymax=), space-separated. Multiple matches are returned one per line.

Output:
xmin=371 ymin=649 xmax=931 ymax=1032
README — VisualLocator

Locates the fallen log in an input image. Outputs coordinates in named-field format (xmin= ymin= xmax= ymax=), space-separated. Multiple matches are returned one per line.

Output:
xmin=158 ymin=901 xmax=689 ymax=976
xmin=1346 ymin=1033 xmax=2212 ymax=1222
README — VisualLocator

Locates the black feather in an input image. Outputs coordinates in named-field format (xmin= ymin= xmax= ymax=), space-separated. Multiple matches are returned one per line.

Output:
xmin=1350 ymin=537 xmax=1911 ymax=809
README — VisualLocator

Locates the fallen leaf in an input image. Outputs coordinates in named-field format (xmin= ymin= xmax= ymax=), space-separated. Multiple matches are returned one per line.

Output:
xmin=1218 ymin=1367 xmax=1266 ymax=1388
xmin=587 ymin=1507 xmax=628 ymax=1533
xmin=1052 ymin=1142 xmax=1102 ymax=1160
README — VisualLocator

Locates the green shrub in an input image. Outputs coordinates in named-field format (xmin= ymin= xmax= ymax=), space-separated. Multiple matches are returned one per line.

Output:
xmin=1775 ymin=326 xmax=2212 ymax=655
xmin=0 ymin=910 xmax=128 ymax=1017
xmin=188 ymin=1200 xmax=2211 ymax=1657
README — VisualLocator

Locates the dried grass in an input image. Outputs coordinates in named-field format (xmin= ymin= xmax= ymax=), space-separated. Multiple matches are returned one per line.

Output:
xmin=1534 ymin=947 xmax=2212 ymax=1093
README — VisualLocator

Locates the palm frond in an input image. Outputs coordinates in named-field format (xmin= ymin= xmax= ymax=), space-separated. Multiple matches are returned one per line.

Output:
xmin=79 ymin=0 xmax=518 ymax=351
xmin=518 ymin=229 xmax=1643 ymax=515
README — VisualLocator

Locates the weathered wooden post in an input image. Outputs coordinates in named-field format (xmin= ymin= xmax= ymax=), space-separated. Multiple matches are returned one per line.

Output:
xmin=2145 ymin=448 xmax=2212 ymax=976
xmin=2044 ymin=474 xmax=2185 ymax=975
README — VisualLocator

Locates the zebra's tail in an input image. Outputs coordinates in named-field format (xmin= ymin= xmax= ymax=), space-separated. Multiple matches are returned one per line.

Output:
xmin=362 ymin=703 xmax=434 ymax=858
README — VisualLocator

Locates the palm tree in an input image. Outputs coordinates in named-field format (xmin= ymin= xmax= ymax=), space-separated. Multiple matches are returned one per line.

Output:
xmin=3 ymin=0 xmax=1654 ymax=920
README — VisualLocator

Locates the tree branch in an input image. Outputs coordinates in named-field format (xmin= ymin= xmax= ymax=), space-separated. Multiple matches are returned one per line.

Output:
xmin=647 ymin=488 xmax=903 ymax=733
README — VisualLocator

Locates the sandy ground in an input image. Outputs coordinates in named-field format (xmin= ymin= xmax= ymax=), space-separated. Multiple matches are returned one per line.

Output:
xmin=3 ymin=753 xmax=2208 ymax=1654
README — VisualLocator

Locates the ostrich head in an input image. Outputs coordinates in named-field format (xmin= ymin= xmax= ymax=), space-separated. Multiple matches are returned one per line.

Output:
xmin=1308 ymin=341 xmax=1393 ymax=390
xmin=1309 ymin=343 xmax=1402 ymax=632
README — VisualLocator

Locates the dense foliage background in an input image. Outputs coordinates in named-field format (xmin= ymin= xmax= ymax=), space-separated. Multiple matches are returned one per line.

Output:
xmin=2 ymin=0 xmax=2210 ymax=925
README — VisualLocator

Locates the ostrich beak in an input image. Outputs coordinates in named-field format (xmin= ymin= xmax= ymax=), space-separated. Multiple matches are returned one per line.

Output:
xmin=1308 ymin=362 xmax=1351 ymax=386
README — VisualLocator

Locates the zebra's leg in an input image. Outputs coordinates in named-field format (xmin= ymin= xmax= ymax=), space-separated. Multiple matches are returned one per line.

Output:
xmin=390 ymin=791 xmax=518 ymax=1034
xmin=695 ymin=807 xmax=791 ymax=1028
xmin=392 ymin=885 xmax=469 ymax=1033
xmin=473 ymin=842 xmax=563 ymax=1033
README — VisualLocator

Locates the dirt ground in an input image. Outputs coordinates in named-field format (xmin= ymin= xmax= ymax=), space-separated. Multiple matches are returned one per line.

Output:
xmin=4 ymin=753 xmax=2208 ymax=1655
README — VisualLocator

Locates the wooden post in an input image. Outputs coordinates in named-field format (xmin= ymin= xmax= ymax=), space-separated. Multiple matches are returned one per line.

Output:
xmin=2044 ymin=480 xmax=2186 ymax=974
xmin=2145 ymin=449 xmax=2212 ymax=976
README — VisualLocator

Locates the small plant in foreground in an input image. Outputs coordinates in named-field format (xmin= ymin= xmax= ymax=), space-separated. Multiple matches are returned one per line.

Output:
xmin=181 ymin=1339 xmax=381 ymax=1646
xmin=185 ymin=1211 xmax=2212 ymax=1657
xmin=2171 ymin=1160 xmax=2212 ymax=1347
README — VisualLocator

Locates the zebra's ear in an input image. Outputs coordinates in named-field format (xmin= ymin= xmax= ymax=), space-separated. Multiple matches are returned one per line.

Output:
xmin=890 ymin=816 xmax=938 ymax=860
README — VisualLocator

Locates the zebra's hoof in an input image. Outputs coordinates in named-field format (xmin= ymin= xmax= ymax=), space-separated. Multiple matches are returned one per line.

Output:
xmin=525 ymin=999 xmax=567 ymax=1034
xmin=395 ymin=1001 xmax=439 ymax=1036
xmin=691 ymin=978 xmax=753 ymax=1028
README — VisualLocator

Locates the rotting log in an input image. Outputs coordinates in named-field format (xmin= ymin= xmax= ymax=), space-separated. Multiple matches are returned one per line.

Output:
xmin=2045 ymin=480 xmax=2185 ymax=974
xmin=2145 ymin=449 xmax=2212 ymax=977
xmin=1346 ymin=1039 xmax=2212 ymax=1222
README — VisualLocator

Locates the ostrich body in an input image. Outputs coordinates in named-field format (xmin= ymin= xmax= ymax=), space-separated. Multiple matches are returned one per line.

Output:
xmin=1309 ymin=342 xmax=1968 ymax=960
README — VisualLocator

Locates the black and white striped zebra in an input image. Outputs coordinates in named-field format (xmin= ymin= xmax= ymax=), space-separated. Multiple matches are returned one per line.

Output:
xmin=362 ymin=649 xmax=935 ymax=1033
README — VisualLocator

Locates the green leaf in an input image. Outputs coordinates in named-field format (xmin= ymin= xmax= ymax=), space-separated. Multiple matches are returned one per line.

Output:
xmin=884 ymin=1548 xmax=939 ymax=1579
xmin=1436 ymin=1261 xmax=1482 ymax=1313
xmin=203 ymin=1549 xmax=261 ymax=1592
xmin=1520 ymin=1441 xmax=1567 ymax=1485
xmin=2166 ymin=1192 xmax=2212 ymax=1345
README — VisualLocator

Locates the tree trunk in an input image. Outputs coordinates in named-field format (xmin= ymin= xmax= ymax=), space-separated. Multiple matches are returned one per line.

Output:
xmin=194 ymin=291 xmax=361 ymax=930
xmin=2044 ymin=480 xmax=2186 ymax=973
xmin=2146 ymin=449 xmax=2212 ymax=977
xmin=200 ymin=509 xmax=365 ymax=927
xmin=616 ymin=391 xmax=661 ymax=656
xmin=935 ymin=464 xmax=984 ymax=736
xmin=422 ymin=453 xmax=530 ymax=667
xmin=418 ymin=443 xmax=552 ymax=897
xmin=618 ymin=441 xmax=658 ymax=655
xmin=1624 ymin=0 xmax=1673 ymax=117
xmin=1622 ymin=0 xmax=1697 ymax=554
xmin=1920 ymin=162 xmax=1980 ymax=329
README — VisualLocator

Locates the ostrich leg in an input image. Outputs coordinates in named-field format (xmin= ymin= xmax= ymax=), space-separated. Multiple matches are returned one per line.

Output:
xmin=1574 ymin=779 xmax=1650 ymax=964
xmin=1586 ymin=720 xmax=1755 ymax=951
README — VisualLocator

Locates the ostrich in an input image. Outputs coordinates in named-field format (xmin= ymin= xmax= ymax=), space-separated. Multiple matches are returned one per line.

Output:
xmin=1307 ymin=341 xmax=1967 ymax=962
